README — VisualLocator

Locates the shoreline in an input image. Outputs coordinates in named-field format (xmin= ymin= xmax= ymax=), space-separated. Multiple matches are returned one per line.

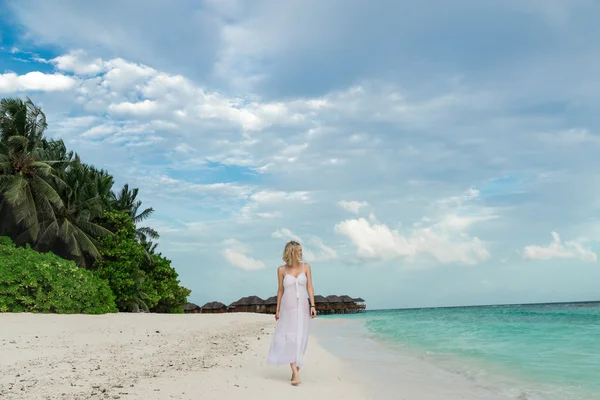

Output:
xmin=314 ymin=316 xmax=597 ymax=400
xmin=313 ymin=318 xmax=516 ymax=400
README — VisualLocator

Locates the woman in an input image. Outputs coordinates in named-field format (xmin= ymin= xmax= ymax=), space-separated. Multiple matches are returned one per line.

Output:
xmin=267 ymin=240 xmax=317 ymax=386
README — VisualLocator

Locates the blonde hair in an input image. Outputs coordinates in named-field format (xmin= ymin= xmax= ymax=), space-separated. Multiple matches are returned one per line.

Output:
xmin=282 ymin=241 xmax=302 ymax=266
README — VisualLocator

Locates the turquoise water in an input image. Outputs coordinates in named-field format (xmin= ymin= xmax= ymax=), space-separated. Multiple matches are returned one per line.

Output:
xmin=329 ymin=302 xmax=600 ymax=399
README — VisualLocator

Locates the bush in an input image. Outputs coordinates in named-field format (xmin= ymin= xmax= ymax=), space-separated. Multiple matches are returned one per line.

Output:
xmin=94 ymin=211 xmax=190 ymax=313
xmin=0 ymin=237 xmax=117 ymax=314
xmin=144 ymin=253 xmax=191 ymax=313
xmin=94 ymin=211 xmax=148 ymax=312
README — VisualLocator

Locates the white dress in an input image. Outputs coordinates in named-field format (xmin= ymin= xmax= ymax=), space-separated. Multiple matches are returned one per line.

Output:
xmin=267 ymin=263 xmax=310 ymax=367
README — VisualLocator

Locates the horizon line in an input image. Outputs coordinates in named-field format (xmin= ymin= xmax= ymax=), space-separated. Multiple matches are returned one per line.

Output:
xmin=366 ymin=299 xmax=600 ymax=312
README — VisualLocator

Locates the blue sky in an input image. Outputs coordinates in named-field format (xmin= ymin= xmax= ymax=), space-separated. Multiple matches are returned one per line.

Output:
xmin=1 ymin=0 xmax=600 ymax=309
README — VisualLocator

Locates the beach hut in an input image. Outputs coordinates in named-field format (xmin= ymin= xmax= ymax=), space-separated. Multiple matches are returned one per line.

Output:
xmin=213 ymin=301 xmax=227 ymax=313
xmin=200 ymin=302 xmax=212 ymax=313
xmin=183 ymin=302 xmax=201 ymax=314
xmin=228 ymin=297 xmax=247 ymax=312
xmin=313 ymin=295 xmax=329 ymax=314
xmin=264 ymin=296 xmax=278 ymax=314
xmin=200 ymin=301 xmax=227 ymax=314
xmin=246 ymin=296 xmax=265 ymax=313
xmin=326 ymin=295 xmax=344 ymax=313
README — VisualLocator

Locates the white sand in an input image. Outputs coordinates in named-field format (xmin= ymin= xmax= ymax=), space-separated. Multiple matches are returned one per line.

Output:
xmin=1 ymin=313 xmax=519 ymax=400
xmin=0 ymin=313 xmax=370 ymax=400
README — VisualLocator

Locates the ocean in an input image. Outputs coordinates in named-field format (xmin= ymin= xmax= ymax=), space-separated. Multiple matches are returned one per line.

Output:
xmin=314 ymin=302 xmax=600 ymax=400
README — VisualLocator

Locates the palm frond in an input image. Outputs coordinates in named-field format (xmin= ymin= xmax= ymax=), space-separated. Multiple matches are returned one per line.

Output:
xmin=137 ymin=226 xmax=160 ymax=240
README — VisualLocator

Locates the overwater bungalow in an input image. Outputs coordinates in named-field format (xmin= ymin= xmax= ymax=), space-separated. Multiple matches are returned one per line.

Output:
xmin=353 ymin=297 xmax=366 ymax=311
xmin=340 ymin=295 xmax=357 ymax=313
xmin=326 ymin=295 xmax=344 ymax=313
xmin=313 ymin=295 xmax=329 ymax=314
xmin=221 ymin=294 xmax=365 ymax=315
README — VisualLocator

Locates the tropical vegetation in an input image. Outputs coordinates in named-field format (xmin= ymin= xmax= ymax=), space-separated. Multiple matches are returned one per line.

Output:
xmin=0 ymin=97 xmax=190 ymax=313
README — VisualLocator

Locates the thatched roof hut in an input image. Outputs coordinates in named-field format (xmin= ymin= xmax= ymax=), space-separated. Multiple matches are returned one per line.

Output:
xmin=227 ymin=298 xmax=241 ymax=312
xmin=231 ymin=297 xmax=247 ymax=312
xmin=340 ymin=295 xmax=357 ymax=310
xmin=183 ymin=302 xmax=201 ymax=313
xmin=340 ymin=295 xmax=355 ymax=303
xmin=264 ymin=296 xmax=278 ymax=313
xmin=200 ymin=301 xmax=212 ymax=309
xmin=353 ymin=297 xmax=365 ymax=303
xmin=230 ymin=296 xmax=265 ymax=313
xmin=246 ymin=296 xmax=264 ymax=305
xmin=326 ymin=295 xmax=342 ymax=303
xmin=200 ymin=301 xmax=227 ymax=313
xmin=247 ymin=296 xmax=266 ymax=313
xmin=313 ymin=295 xmax=328 ymax=312
xmin=326 ymin=295 xmax=343 ymax=310
xmin=264 ymin=296 xmax=277 ymax=305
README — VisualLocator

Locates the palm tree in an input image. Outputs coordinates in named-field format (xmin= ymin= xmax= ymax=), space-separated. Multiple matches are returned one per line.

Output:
xmin=0 ymin=98 xmax=113 ymax=266
xmin=0 ymin=97 xmax=47 ymax=143
xmin=126 ymin=269 xmax=151 ymax=313
xmin=0 ymin=98 xmax=65 ymax=244
xmin=38 ymin=161 xmax=113 ymax=268
xmin=141 ymin=238 xmax=159 ymax=256
xmin=110 ymin=183 xmax=159 ymax=242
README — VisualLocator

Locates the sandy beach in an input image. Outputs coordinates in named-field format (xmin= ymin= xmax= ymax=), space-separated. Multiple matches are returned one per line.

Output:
xmin=0 ymin=313 xmax=528 ymax=400
xmin=0 ymin=313 xmax=369 ymax=400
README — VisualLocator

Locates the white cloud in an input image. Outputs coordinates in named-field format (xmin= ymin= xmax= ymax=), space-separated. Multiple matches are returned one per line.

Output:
xmin=335 ymin=214 xmax=490 ymax=266
xmin=250 ymin=190 xmax=311 ymax=204
xmin=0 ymin=71 xmax=77 ymax=93
xmin=304 ymin=237 xmax=338 ymax=262
xmin=272 ymin=228 xmax=338 ymax=262
xmin=101 ymin=58 xmax=156 ymax=91
xmin=338 ymin=200 xmax=368 ymax=214
xmin=436 ymin=188 xmax=480 ymax=209
xmin=435 ymin=213 xmax=498 ymax=232
xmin=334 ymin=189 xmax=495 ymax=265
xmin=108 ymin=100 xmax=158 ymax=117
xmin=51 ymin=50 xmax=105 ymax=76
xmin=272 ymin=228 xmax=301 ymax=242
xmin=237 ymin=190 xmax=312 ymax=221
xmin=335 ymin=217 xmax=415 ymax=261
xmin=522 ymin=232 xmax=597 ymax=262
xmin=221 ymin=239 xmax=266 ymax=270
xmin=81 ymin=124 xmax=115 ymax=139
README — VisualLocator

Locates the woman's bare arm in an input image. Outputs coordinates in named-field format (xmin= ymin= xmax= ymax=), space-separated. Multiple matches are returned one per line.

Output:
xmin=305 ymin=263 xmax=315 ymax=308
xmin=276 ymin=266 xmax=285 ymax=317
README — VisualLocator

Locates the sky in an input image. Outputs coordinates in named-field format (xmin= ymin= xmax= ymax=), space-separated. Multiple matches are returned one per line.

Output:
xmin=1 ymin=0 xmax=600 ymax=310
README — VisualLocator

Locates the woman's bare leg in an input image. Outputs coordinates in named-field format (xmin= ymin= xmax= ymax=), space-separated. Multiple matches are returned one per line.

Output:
xmin=290 ymin=366 xmax=300 ymax=380
xmin=290 ymin=363 xmax=300 ymax=385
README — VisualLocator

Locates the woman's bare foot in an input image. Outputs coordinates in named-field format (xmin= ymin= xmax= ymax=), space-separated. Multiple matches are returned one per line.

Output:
xmin=291 ymin=366 xmax=300 ymax=381
xmin=291 ymin=371 xmax=300 ymax=386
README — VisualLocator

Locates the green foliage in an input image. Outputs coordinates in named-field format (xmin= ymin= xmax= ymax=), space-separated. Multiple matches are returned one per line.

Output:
xmin=0 ymin=237 xmax=117 ymax=314
xmin=94 ymin=210 xmax=148 ymax=312
xmin=0 ymin=98 xmax=66 ymax=243
xmin=94 ymin=211 xmax=190 ymax=313
xmin=144 ymin=253 xmax=191 ymax=313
